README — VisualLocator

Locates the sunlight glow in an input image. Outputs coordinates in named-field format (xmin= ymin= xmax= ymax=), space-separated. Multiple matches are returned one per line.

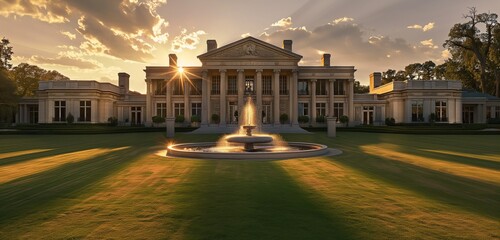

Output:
xmin=177 ymin=66 xmax=184 ymax=73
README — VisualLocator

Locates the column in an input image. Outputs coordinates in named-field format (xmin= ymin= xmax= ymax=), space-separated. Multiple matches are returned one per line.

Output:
xmin=237 ymin=69 xmax=245 ymax=124
xmin=256 ymin=69 xmax=263 ymax=125
xmin=329 ymin=79 xmax=335 ymax=117
xmin=166 ymin=78 xmax=173 ymax=117
xmin=273 ymin=69 xmax=281 ymax=125
xmin=455 ymin=97 xmax=462 ymax=123
xmin=201 ymin=70 xmax=209 ymax=126
xmin=292 ymin=69 xmax=299 ymax=125
xmin=145 ymin=79 xmax=152 ymax=126
xmin=184 ymin=81 xmax=190 ymax=123
xmin=288 ymin=72 xmax=293 ymax=126
xmin=348 ymin=79 xmax=354 ymax=126
xmin=311 ymin=79 xmax=317 ymax=124
xmin=220 ymin=69 xmax=227 ymax=125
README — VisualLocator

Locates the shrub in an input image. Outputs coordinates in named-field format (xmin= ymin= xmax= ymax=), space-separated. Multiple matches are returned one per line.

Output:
xmin=385 ymin=117 xmax=396 ymax=126
xmin=488 ymin=118 xmax=500 ymax=124
xmin=280 ymin=113 xmax=289 ymax=124
xmin=191 ymin=115 xmax=201 ymax=123
xmin=298 ymin=115 xmax=310 ymax=124
xmin=107 ymin=117 xmax=118 ymax=126
xmin=211 ymin=114 xmax=220 ymax=124
xmin=339 ymin=115 xmax=349 ymax=124
xmin=66 ymin=113 xmax=74 ymax=124
xmin=316 ymin=115 xmax=326 ymax=123
xmin=152 ymin=115 xmax=165 ymax=124
xmin=175 ymin=115 xmax=185 ymax=123
xmin=429 ymin=113 xmax=436 ymax=124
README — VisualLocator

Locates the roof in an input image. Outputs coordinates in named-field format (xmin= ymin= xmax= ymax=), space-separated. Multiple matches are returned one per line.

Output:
xmin=461 ymin=90 xmax=499 ymax=100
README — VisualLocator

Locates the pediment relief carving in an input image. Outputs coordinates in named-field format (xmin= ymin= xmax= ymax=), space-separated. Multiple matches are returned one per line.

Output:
xmin=210 ymin=42 xmax=290 ymax=59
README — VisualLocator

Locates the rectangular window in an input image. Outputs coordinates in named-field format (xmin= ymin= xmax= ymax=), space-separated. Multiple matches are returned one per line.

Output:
xmin=156 ymin=103 xmax=166 ymax=118
xmin=131 ymin=106 xmax=141 ymax=125
xmin=211 ymin=75 xmax=220 ymax=95
xmin=298 ymin=102 xmax=309 ymax=116
xmin=190 ymin=79 xmax=202 ymax=95
xmin=79 ymin=101 xmax=91 ymax=122
xmin=316 ymin=102 xmax=326 ymax=117
xmin=191 ymin=102 xmax=202 ymax=117
xmin=263 ymin=76 xmax=272 ymax=95
xmin=298 ymin=80 xmax=308 ymax=95
xmin=155 ymin=80 xmax=166 ymax=95
xmin=279 ymin=75 xmax=288 ymax=95
xmin=435 ymin=101 xmax=447 ymax=122
xmin=495 ymin=107 xmax=500 ymax=119
xmin=28 ymin=104 xmax=38 ymax=124
xmin=486 ymin=106 xmax=491 ymax=120
xmin=316 ymin=79 xmax=327 ymax=95
xmin=334 ymin=80 xmax=345 ymax=95
xmin=227 ymin=76 xmax=237 ymax=95
xmin=411 ymin=100 xmax=424 ymax=122
xmin=245 ymin=76 xmax=254 ymax=93
xmin=334 ymin=103 xmax=344 ymax=120
xmin=54 ymin=100 xmax=66 ymax=122
xmin=173 ymin=79 xmax=184 ymax=95
xmin=174 ymin=103 xmax=185 ymax=118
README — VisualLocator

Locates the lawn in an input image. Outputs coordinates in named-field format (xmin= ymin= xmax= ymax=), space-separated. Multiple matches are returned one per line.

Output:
xmin=0 ymin=132 xmax=499 ymax=239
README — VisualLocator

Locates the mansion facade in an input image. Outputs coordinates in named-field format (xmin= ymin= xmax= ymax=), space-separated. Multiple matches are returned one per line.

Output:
xmin=15 ymin=37 xmax=500 ymax=127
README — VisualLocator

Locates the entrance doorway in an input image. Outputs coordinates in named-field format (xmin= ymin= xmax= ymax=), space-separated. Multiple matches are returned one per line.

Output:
xmin=362 ymin=106 xmax=374 ymax=125
xmin=229 ymin=102 xmax=238 ymax=124
xmin=131 ymin=106 xmax=142 ymax=125
xmin=463 ymin=105 xmax=474 ymax=123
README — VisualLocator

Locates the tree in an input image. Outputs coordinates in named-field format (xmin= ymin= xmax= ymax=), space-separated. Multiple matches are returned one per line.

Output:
xmin=405 ymin=63 xmax=423 ymax=80
xmin=0 ymin=37 xmax=14 ymax=70
xmin=0 ymin=68 xmax=18 ymax=125
xmin=444 ymin=7 xmax=498 ymax=95
xmin=10 ymin=63 xmax=69 ymax=97
xmin=421 ymin=61 xmax=436 ymax=80
xmin=354 ymin=81 xmax=369 ymax=93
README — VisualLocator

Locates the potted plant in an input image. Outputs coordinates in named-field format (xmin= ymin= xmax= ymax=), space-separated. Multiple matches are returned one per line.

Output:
xmin=66 ymin=113 xmax=74 ymax=124
xmin=280 ymin=113 xmax=289 ymax=124
xmin=211 ymin=113 xmax=220 ymax=124
xmin=191 ymin=115 xmax=201 ymax=127
xmin=152 ymin=115 xmax=165 ymax=127
xmin=298 ymin=115 xmax=310 ymax=124
xmin=175 ymin=115 xmax=185 ymax=123
xmin=107 ymin=117 xmax=118 ymax=126
xmin=339 ymin=115 xmax=349 ymax=127
xmin=316 ymin=115 xmax=326 ymax=123
xmin=385 ymin=117 xmax=396 ymax=126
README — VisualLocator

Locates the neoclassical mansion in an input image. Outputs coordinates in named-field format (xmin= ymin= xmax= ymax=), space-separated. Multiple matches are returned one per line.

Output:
xmin=15 ymin=37 xmax=500 ymax=127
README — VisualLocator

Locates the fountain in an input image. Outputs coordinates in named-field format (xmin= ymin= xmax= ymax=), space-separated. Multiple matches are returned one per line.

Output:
xmin=166 ymin=96 xmax=340 ymax=159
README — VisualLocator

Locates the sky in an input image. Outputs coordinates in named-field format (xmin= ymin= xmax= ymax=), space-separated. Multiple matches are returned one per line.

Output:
xmin=1 ymin=0 xmax=499 ymax=93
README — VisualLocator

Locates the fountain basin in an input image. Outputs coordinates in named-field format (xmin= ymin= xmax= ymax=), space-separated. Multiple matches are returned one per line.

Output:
xmin=166 ymin=142 xmax=331 ymax=160
xmin=225 ymin=135 xmax=273 ymax=144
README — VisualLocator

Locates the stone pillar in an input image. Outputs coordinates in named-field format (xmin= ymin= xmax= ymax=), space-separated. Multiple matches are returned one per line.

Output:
xmin=201 ymin=70 xmax=209 ymax=126
xmin=292 ymin=69 xmax=299 ymax=125
xmin=288 ymin=73 xmax=293 ymax=126
xmin=256 ymin=69 xmax=263 ymax=125
xmin=220 ymin=69 xmax=227 ymax=126
xmin=348 ymin=79 xmax=354 ymax=126
xmin=327 ymin=117 xmax=337 ymax=137
xmin=329 ymin=79 xmax=335 ymax=117
xmin=237 ymin=69 xmax=245 ymax=124
xmin=273 ymin=69 xmax=281 ymax=125
xmin=166 ymin=78 xmax=173 ymax=117
xmin=455 ymin=97 xmax=462 ymax=123
xmin=311 ymin=79 xmax=317 ymax=124
xmin=184 ymin=81 xmax=190 ymax=124
xmin=166 ymin=117 xmax=175 ymax=138
xmin=145 ymin=79 xmax=152 ymax=126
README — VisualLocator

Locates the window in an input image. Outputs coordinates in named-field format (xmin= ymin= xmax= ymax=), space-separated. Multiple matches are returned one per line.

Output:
xmin=155 ymin=80 xmax=166 ymax=95
xmin=316 ymin=103 xmax=326 ymax=117
xmin=316 ymin=79 xmax=327 ymax=95
xmin=28 ymin=105 xmax=38 ymax=124
xmin=131 ymin=106 xmax=141 ymax=125
xmin=79 ymin=101 xmax=91 ymax=122
xmin=298 ymin=102 xmax=309 ymax=116
xmin=156 ymin=103 xmax=166 ymax=118
xmin=245 ymin=76 xmax=254 ymax=93
xmin=190 ymin=79 xmax=202 ymax=95
xmin=173 ymin=79 xmax=183 ymax=95
xmin=435 ymin=101 xmax=447 ymax=122
xmin=411 ymin=100 xmax=424 ymax=122
xmin=279 ymin=75 xmax=288 ymax=95
xmin=191 ymin=102 xmax=202 ymax=117
xmin=54 ymin=100 xmax=66 ymax=122
xmin=227 ymin=76 xmax=237 ymax=95
xmin=333 ymin=103 xmax=344 ymax=120
xmin=495 ymin=107 xmax=500 ymax=119
xmin=298 ymin=80 xmax=308 ymax=95
xmin=263 ymin=76 xmax=272 ymax=95
xmin=334 ymin=80 xmax=345 ymax=95
xmin=211 ymin=75 xmax=220 ymax=95
xmin=174 ymin=103 xmax=185 ymax=118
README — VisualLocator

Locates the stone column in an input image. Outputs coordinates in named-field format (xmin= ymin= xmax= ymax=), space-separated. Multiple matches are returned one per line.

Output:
xmin=256 ymin=69 xmax=263 ymax=125
xmin=184 ymin=81 xmax=190 ymax=124
xmin=329 ymin=79 xmax=335 ymax=117
xmin=145 ymin=79 xmax=152 ymax=126
xmin=237 ymin=69 xmax=245 ymax=124
xmin=348 ymin=79 xmax=354 ymax=126
xmin=311 ymin=79 xmax=317 ymax=124
xmin=220 ymin=69 xmax=227 ymax=126
xmin=292 ymin=69 xmax=299 ymax=125
xmin=273 ymin=69 xmax=281 ymax=125
xmin=455 ymin=97 xmax=462 ymax=123
xmin=288 ymin=73 xmax=293 ymax=126
xmin=201 ymin=70 xmax=209 ymax=126
xmin=327 ymin=117 xmax=337 ymax=137
xmin=165 ymin=77 xmax=174 ymax=137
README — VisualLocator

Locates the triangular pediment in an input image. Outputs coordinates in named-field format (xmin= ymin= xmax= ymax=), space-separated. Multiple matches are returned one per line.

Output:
xmin=198 ymin=37 xmax=302 ymax=61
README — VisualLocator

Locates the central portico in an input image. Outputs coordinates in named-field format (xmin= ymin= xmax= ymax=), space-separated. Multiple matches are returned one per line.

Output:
xmin=144 ymin=36 xmax=356 ymax=131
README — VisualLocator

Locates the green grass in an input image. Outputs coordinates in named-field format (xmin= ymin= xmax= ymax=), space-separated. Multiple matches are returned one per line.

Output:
xmin=0 ymin=132 xmax=499 ymax=239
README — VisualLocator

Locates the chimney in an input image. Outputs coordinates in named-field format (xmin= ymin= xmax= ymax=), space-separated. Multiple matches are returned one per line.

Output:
xmin=169 ymin=54 xmax=177 ymax=67
xmin=370 ymin=72 xmax=382 ymax=92
xmin=283 ymin=40 xmax=292 ymax=51
xmin=207 ymin=39 xmax=217 ymax=52
xmin=118 ymin=72 xmax=130 ymax=94
xmin=322 ymin=53 xmax=331 ymax=67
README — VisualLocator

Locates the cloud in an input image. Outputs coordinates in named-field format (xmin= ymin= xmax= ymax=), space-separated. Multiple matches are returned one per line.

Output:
xmin=241 ymin=33 xmax=251 ymax=38
xmin=407 ymin=22 xmax=435 ymax=32
xmin=420 ymin=39 xmax=438 ymax=48
xmin=331 ymin=17 xmax=355 ymax=25
xmin=271 ymin=17 xmax=292 ymax=28
xmin=60 ymin=31 xmax=76 ymax=40
xmin=171 ymin=29 xmax=207 ymax=53
xmin=30 ymin=55 xmax=102 ymax=69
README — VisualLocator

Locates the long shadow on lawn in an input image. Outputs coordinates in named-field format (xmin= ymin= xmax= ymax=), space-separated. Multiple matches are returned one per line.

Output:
xmin=332 ymin=145 xmax=500 ymax=220
xmin=407 ymin=149 xmax=500 ymax=171
xmin=0 ymin=145 xmax=149 ymax=225
xmin=174 ymin=160 xmax=359 ymax=240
